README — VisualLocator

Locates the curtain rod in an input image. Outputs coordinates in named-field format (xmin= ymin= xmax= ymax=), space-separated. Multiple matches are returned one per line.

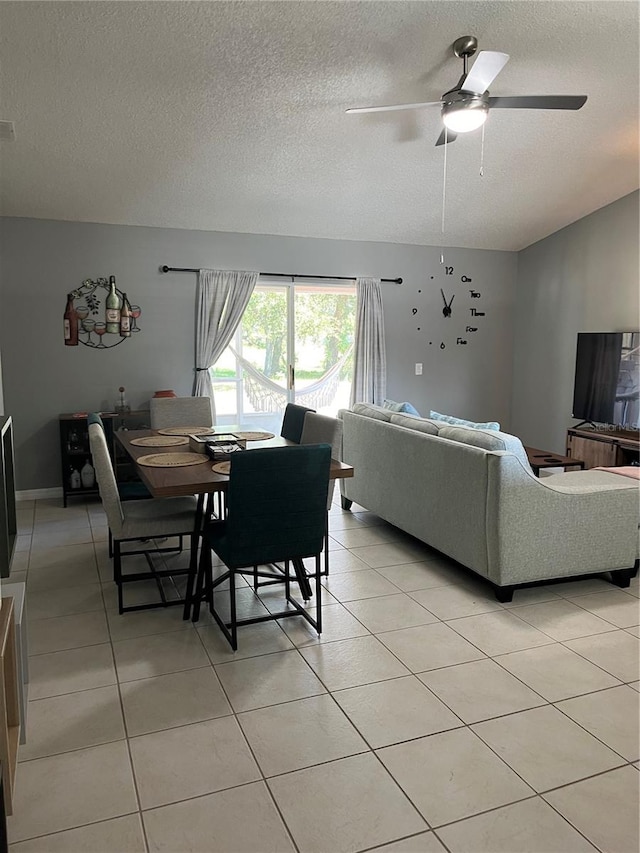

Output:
xmin=160 ymin=265 xmax=402 ymax=285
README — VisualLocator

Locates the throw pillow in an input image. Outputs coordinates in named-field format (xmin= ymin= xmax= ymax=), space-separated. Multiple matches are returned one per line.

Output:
xmin=384 ymin=399 xmax=421 ymax=416
xmin=429 ymin=410 xmax=500 ymax=431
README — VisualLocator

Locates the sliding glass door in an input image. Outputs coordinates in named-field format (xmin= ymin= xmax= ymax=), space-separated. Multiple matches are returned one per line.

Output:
xmin=210 ymin=280 xmax=356 ymax=430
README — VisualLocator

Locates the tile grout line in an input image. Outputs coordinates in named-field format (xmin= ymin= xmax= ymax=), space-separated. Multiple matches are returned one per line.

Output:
xmin=15 ymin=497 xmax=639 ymax=850
xmin=102 ymin=541 xmax=151 ymax=853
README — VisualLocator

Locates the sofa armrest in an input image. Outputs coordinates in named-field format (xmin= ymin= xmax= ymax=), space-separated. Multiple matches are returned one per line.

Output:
xmin=486 ymin=453 xmax=638 ymax=585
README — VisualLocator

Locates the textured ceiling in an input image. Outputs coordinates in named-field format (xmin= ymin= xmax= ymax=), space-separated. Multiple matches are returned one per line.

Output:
xmin=0 ymin=1 xmax=638 ymax=251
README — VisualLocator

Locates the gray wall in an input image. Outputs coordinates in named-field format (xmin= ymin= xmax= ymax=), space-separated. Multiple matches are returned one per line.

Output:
xmin=0 ymin=217 xmax=517 ymax=490
xmin=511 ymin=190 xmax=639 ymax=453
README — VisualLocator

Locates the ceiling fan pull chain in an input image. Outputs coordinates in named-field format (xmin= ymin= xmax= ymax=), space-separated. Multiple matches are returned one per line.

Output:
xmin=440 ymin=126 xmax=448 ymax=264
xmin=479 ymin=122 xmax=486 ymax=177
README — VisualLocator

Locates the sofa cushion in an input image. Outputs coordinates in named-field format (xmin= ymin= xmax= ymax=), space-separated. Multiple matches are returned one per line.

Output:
xmin=430 ymin=410 xmax=500 ymax=430
xmin=389 ymin=413 xmax=441 ymax=435
xmin=383 ymin=399 xmax=421 ymax=416
xmin=438 ymin=426 xmax=531 ymax=471
xmin=352 ymin=402 xmax=393 ymax=422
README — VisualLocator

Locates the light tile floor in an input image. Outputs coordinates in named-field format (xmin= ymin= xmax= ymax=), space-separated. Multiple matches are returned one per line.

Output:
xmin=7 ymin=496 xmax=640 ymax=852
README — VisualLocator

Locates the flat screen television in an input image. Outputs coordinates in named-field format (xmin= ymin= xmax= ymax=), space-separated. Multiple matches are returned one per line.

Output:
xmin=572 ymin=332 xmax=640 ymax=428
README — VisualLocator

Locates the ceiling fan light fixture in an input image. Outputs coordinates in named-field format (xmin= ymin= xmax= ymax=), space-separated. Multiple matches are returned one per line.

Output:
xmin=442 ymin=100 xmax=488 ymax=133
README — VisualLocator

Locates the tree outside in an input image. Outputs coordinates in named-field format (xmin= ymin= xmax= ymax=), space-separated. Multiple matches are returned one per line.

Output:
xmin=241 ymin=287 xmax=355 ymax=382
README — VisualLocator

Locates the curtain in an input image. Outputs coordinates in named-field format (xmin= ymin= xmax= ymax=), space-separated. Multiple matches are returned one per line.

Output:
xmin=350 ymin=277 xmax=386 ymax=406
xmin=193 ymin=269 xmax=259 ymax=419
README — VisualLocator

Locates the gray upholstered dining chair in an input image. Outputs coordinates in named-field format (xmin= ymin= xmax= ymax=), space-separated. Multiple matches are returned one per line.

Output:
xmin=299 ymin=412 xmax=343 ymax=576
xmin=89 ymin=421 xmax=200 ymax=613
xmin=150 ymin=396 xmax=213 ymax=430
xmin=87 ymin=413 xmax=150 ymax=559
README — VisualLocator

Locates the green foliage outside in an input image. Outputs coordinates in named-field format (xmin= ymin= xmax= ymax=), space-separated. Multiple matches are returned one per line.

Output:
xmin=240 ymin=290 xmax=356 ymax=379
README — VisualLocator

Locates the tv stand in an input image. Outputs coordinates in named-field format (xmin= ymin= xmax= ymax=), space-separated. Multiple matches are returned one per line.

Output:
xmin=571 ymin=420 xmax=598 ymax=430
xmin=566 ymin=426 xmax=640 ymax=469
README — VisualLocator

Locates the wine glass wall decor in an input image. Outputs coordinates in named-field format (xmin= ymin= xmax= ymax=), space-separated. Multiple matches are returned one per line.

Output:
xmin=63 ymin=277 xmax=142 ymax=349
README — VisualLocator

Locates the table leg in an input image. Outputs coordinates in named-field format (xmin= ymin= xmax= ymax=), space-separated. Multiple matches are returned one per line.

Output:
xmin=183 ymin=494 xmax=205 ymax=621
xmin=292 ymin=557 xmax=313 ymax=600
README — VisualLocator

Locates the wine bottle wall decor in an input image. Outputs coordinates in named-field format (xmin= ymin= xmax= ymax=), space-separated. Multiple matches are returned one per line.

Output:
xmin=63 ymin=277 xmax=142 ymax=349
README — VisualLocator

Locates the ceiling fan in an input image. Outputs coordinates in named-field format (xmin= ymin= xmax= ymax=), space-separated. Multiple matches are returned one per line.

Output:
xmin=346 ymin=36 xmax=588 ymax=146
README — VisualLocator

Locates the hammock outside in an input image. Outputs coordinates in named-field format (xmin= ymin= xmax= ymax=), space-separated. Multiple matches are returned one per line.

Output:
xmin=228 ymin=344 xmax=353 ymax=413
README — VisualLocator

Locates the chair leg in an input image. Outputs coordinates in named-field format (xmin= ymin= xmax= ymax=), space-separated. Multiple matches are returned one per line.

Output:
xmin=114 ymin=540 xmax=124 ymax=614
xmin=206 ymin=554 xmax=214 ymax=612
xmin=322 ymin=512 xmax=330 ymax=577
xmin=108 ymin=529 xmax=113 ymax=559
xmin=314 ymin=553 xmax=322 ymax=635
xmin=229 ymin=570 xmax=238 ymax=651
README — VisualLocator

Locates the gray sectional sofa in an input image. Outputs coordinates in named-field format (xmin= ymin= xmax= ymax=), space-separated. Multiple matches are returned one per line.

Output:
xmin=338 ymin=404 xmax=639 ymax=600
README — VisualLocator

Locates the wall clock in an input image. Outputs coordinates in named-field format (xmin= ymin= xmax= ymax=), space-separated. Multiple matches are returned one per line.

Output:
xmin=411 ymin=266 xmax=487 ymax=350
xmin=412 ymin=268 xmax=485 ymax=350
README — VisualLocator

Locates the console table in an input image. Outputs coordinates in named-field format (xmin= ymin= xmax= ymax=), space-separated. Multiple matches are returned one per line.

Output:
xmin=524 ymin=446 xmax=585 ymax=477
xmin=566 ymin=427 xmax=640 ymax=470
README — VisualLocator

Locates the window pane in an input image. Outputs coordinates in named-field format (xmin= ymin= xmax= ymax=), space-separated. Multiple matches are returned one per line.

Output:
xmin=210 ymin=347 xmax=238 ymax=380
xmin=294 ymin=284 xmax=355 ymax=416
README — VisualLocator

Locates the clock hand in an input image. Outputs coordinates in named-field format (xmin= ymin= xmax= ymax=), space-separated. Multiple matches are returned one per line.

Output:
xmin=447 ymin=294 xmax=455 ymax=308
xmin=441 ymin=288 xmax=448 ymax=306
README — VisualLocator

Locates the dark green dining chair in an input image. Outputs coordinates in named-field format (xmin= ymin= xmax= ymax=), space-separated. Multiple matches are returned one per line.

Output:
xmin=280 ymin=403 xmax=315 ymax=443
xmin=191 ymin=444 xmax=331 ymax=650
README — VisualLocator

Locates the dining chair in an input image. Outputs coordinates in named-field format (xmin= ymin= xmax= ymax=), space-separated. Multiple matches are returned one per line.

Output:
xmin=150 ymin=396 xmax=213 ymax=429
xmin=280 ymin=403 xmax=315 ymax=443
xmin=88 ymin=421 xmax=200 ymax=613
xmin=299 ymin=412 xmax=343 ymax=576
xmin=87 ymin=413 xmax=151 ymax=557
xmin=190 ymin=444 xmax=331 ymax=650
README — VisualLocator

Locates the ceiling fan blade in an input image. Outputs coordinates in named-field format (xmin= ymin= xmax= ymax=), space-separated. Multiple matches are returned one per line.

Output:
xmin=346 ymin=101 xmax=440 ymax=115
xmin=488 ymin=95 xmax=587 ymax=110
xmin=461 ymin=51 xmax=509 ymax=94
xmin=435 ymin=128 xmax=457 ymax=147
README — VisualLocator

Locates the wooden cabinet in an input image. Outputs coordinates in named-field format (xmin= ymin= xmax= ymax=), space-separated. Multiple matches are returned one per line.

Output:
xmin=567 ymin=427 xmax=640 ymax=470
xmin=59 ymin=411 xmax=150 ymax=506
xmin=0 ymin=417 xmax=16 ymax=579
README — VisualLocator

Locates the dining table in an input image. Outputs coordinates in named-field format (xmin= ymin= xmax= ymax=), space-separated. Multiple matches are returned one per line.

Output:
xmin=114 ymin=425 xmax=354 ymax=614
xmin=115 ymin=426 xmax=354 ymax=497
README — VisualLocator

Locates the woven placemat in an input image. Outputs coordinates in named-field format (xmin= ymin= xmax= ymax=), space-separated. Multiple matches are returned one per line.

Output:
xmin=212 ymin=461 xmax=231 ymax=476
xmin=156 ymin=426 xmax=215 ymax=436
xmin=137 ymin=452 xmax=209 ymax=468
xmin=130 ymin=435 xmax=189 ymax=447
xmin=233 ymin=431 xmax=275 ymax=441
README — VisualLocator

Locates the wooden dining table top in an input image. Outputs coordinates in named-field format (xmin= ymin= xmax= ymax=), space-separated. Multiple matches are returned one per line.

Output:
xmin=116 ymin=428 xmax=354 ymax=498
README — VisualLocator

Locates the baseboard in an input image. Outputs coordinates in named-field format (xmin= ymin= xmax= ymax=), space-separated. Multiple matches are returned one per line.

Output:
xmin=16 ymin=487 xmax=63 ymax=501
